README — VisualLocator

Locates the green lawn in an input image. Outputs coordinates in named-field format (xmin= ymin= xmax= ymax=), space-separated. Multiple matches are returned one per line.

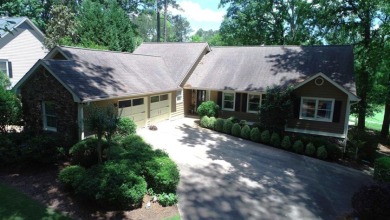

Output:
xmin=0 ymin=182 xmax=69 ymax=220
xmin=350 ymin=106 xmax=385 ymax=131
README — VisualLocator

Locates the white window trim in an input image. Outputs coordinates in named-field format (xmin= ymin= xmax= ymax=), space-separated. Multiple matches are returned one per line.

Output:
xmin=299 ymin=97 xmax=335 ymax=122
xmin=222 ymin=92 xmax=235 ymax=111
xmin=176 ymin=90 xmax=183 ymax=103
xmin=0 ymin=59 xmax=10 ymax=78
xmin=247 ymin=93 xmax=264 ymax=113
xmin=42 ymin=102 xmax=57 ymax=132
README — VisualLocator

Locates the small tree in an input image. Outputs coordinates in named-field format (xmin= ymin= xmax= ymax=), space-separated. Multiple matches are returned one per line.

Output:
xmin=0 ymin=73 xmax=22 ymax=134
xmin=84 ymin=104 xmax=119 ymax=163
xmin=259 ymin=86 xmax=294 ymax=132
xmin=197 ymin=101 xmax=219 ymax=118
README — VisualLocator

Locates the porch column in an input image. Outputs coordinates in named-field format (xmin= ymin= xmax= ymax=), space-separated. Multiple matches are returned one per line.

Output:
xmin=78 ymin=103 xmax=85 ymax=140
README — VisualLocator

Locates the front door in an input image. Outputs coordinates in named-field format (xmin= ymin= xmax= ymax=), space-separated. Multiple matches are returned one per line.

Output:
xmin=196 ymin=90 xmax=206 ymax=109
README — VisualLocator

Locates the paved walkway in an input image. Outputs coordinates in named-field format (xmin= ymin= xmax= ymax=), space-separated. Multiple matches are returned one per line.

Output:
xmin=138 ymin=118 xmax=373 ymax=220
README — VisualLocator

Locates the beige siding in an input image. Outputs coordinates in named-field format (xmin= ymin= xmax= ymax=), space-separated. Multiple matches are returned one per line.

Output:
xmin=0 ymin=29 xmax=47 ymax=87
xmin=287 ymin=78 xmax=348 ymax=135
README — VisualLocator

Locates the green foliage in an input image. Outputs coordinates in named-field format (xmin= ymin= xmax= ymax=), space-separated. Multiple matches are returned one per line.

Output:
xmin=215 ymin=118 xmax=225 ymax=132
xmin=292 ymin=140 xmax=304 ymax=154
xmin=347 ymin=128 xmax=379 ymax=162
xmin=69 ymin=138 xmax=108 ymax=168
xmin=258 ymin=87 xmax=294 ymax=133
xmin=190 ymin=29 xmax=225 ymax=46
xmin=239 ymin=120 xmax=247 ymax=127
xmin=144 ymin=157 xmax=180 ymax=194
xmin=270 ymin=132 xmax=281 ymax=147
xmin=374 ymin=157 xmax=390 ymax=182
xmin=316 ymin=146 xmax=328 ymax=159
xmin=0 ymin=79 xmax=22 ymax=134
xmin=250 ymin=127 xmax=261 ymax=142
xmin=260 ymin=130 xmax=271 ymax=144
xmin=231 ymin=123 xmax=241 ymax=137
xmin=158 ymin=193 xmax=178 ymax=207
xmin=200 ymin=116 xmax=210 ymax=128
xmin=326 ymin=144 xmax=343 ymax=160
xmin=116 ymin=117 xmax=137 ymax=136
xmin=208 ymin=117 xmax=217 ymax=130
xmin=58 ymin=165 xmax=86 ymax=188
xmin=223 ymin=120 xmax=234 ymax=134
xmin=241 ymin=125 xmax=251 ymax=139
xmin=197 ymin=101 xmax=219 ymax=118
xmin=351 ymin=184 xmax=390 ymax=220
xmin=305 ymin=143 xmax=316 ymax=156
xmin=281 ymin=136 xmax=292 ymax=150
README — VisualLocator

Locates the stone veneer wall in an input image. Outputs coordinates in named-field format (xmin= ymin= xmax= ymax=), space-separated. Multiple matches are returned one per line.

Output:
xmin=20 ymin=66 xmax=79 ymax=147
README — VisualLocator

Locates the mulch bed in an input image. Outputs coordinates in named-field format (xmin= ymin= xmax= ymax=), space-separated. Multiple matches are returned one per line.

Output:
xmin=0 ymin=163 xmax=179 ymax=220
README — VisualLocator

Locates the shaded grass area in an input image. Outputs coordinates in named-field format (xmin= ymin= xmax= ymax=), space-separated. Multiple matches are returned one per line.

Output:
xmin=350 ymin=107 xmax=385 ymax=131
xmin=0 ymin=182 xmax=69 ymax=220
xmin=164 ymin=214 xmax=181 ymax=220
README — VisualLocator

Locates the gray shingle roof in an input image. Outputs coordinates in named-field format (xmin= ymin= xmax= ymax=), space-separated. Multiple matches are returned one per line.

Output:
xmin=0 ymin=17 xmax=25 ymax=37
xmin=133 ymin=42 xmax=210 ymax=84
xmin=42 ymin=47 xmax=177 ymax=102
xmin=186 ymin=46 xmax=356 ymax=95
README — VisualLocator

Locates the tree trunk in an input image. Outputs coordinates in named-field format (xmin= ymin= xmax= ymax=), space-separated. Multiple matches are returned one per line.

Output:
xmin=381 ymin=73 xmax=390 ymax=137
xmin=97 ymin=136 xmax=102 ymax=163
xmin=156 ymin=0 xmax=160 ymax=42
xmin=163 ymin=0 xmax=168 ymax=42
xmin=357 ymin=70 xmax=368 ymax=131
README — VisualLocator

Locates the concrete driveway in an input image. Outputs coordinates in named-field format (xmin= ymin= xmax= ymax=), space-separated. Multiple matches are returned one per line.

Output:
xmin=138 ymin=118 xmax=373 ymax=220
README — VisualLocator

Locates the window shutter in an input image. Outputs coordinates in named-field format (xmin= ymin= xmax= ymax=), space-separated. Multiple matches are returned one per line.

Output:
xmin=8 ymin=62 xmax=12 ymax=78
xmin=235 ymin=93 xmax=241 ymax=112
xmin=333 ymin=101 xmax=342 ymax=123
xmin=217 ymin=92 xmax=222 ymax=107
xmin=294 ymin=97 xmax=301 ymax=119
xmin=242 ymin=93 xmax=248 ymax=112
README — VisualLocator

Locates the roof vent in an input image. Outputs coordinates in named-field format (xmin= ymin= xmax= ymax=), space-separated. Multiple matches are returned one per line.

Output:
xmin=315 ymin=77 xmax=324 ymax=86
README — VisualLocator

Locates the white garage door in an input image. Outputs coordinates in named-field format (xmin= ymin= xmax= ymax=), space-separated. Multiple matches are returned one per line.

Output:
xmin=118 ymin=98 xmax=147 ymax=127
xmin=150 ymin=94 xmax=170 ymax=124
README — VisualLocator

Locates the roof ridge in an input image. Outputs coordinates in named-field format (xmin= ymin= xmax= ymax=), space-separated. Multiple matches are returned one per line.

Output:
xmin=211 ymin=45 xmax=352 ymax=48
xmin=141 ymin=42 xmax=208 ymax=45
xmin=59 ymin=46 xmax=163 ymax=58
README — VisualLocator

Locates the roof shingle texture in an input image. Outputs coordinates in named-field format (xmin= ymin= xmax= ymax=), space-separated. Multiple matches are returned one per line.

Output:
xmin=186 ymin=46 xmax=356 ymax=94
xmin=133 ymin=42 xmax=209 ymax=84
xmin=0 ymin=17 xmax=25 ymax=37
xmin=45 ymin=47 xmax=177 ymax=102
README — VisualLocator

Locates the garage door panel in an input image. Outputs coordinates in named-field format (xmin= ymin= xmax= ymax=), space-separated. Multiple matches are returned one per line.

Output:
xmin=118 ymin=98 xmax=146 ymax=127
xmin=149 ymin=94 xmax=170 ymax=124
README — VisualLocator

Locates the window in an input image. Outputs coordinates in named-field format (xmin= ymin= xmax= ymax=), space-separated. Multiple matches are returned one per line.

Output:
xmin=0 ymin=60 xmax=11 ymax=78
xmin=247 ymin=94 xmax=261 ymax=113
xmin=151 ymin=96 xmax=159 ymax=103
xmin=300 ymin=97 xmax=334 ymax=122
xmin=118 ymin=98 xmax=144 ymax=108
xmin=160 ymin=94 xmax=168 ymax=101
xmin=176 ymin=90 xmax=183 ymax=103
xmin=222 ymin=92 xmax=235 ymax=111
xmin=133 ymin=98 xmax=144 ymax=106
xmin=42 ymin=102 xmax=57 ymax=131
xmin=119 ymin=100 xmax=132 ymax=108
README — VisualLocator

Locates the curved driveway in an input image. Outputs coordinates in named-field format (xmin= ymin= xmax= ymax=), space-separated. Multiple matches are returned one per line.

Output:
xmin=138 ymin=118 xmax=373 ymax=220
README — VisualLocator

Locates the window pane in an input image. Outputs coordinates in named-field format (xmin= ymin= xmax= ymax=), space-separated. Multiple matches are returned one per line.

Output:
xmin=160 ymin=94 xmax=168 ymax=101
xmin=45 ymin=102 xmax=56 ymax=115
xmin=151 ymin=96 xmax=159 ymax=103
xmin=133 ymin=98 xmax=144 ymax=106
xmin=249 ymin=94 xmax=260 ymax=103
xmin=249 ymin=103 xmax=259 ymax=112
xmin=317 ymin=100 xmax=332 ymax=119
xmin=119 ymin=100 xmax=132 ymax=108
xmin=317 ymin=110 xmax=331 ymax=119
xmin=46 ymin=116 xmax=57 ymax=127
xmin=224 ymin=101 xmax=233 ymax=109
xmin=224 ymin=93 xmax=234 ymax=101
xmin=0 ymin=61 xmax=7 ymax=74
xmin=302 ymin=99 xmax=316 ymax=118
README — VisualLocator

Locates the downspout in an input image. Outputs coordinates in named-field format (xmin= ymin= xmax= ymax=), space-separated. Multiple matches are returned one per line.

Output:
xmin=343 ymin=99 xmax=360 ymax=152
xmin=78 ymin=103 xmax=84 ymax=140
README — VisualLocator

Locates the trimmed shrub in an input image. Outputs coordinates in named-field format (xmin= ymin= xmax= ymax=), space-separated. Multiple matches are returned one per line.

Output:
xmin=270 ymin=132 xmax=281 ymax=147
xmin=250 ymin=127 xmax=261 ymax=142
xmin=292 ymin=140 xmax=304 ymax=154
xmin=239 ymin=120 xmax=247 ymax=127
xmin=118 ymin=135 xmax=155 ymax=165
xmin=261 ymin=130 xmax=271 ymax=144
xmin=374 ymin=157 xmax=390 ymax=183
xmin=59 ymin=165 xmax=86 ymax=188
xmin=144 ymin=156 xmax=180 ymax=194
xmin=116 ymin=117 xmax=137 ymax=136
xmin=231 ymin=123 xmax=242 ymax=137
xmin=226 ymin=116 xmax=239 ymax=124
xmin=223 ymin=120 xmax=234 ymax=134
xmin=326 ymin=143 xmax=343 ymax=160
xmin=208 ymin=117 xmax=217 ymax=130
xmin=197 ymin=101 xmax=219 ymax=118
xmin=200 ymin=116 xmax=210 ymax=128
xmin=305 ymin=143 xmax=316 ymax=156
xmin=241 ymin=125 xmax=251 ymax=140
xmin=69 ymin=138 xmax=108 ymax=168
xmin=215 ymin=118 xmax=225 ymax=132
xmin=316 ymin=146 xmax=328 ymax=159
xmin=352 ymin=184 xmax=390 ymax=220
xmin=281 ymin=136 xmax=292 ymax=150
xmin=158 ymin=193 xmax=178 ymax=207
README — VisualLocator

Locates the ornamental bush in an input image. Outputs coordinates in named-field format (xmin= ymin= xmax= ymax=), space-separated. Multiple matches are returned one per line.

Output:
xmin=270 ymin=132 xmax=281 ymax=147
xmin=326 ymin=143 xmax=343 ymax=160
xmin=197 ymin=101 xmax=219 ymax=118
xmin=261 ymin=130 xmax=271 ymax=144
xmin=116 ymin=117 xmax=137 ymax=136
xmin=316 ymin=146 xmax=328 ymax=159
xmin=374 ymin=157 xmax=390 ymax=183
xmin=215 ymin=118 xmax=225 ymax=132
xmin=223 ymin=120 xmax=234 ymax=134
xmin=305 ymin=143 xmax=316 ymax=156
xmin=250 ymin=128 xmax=261 ymax=142
xmin=231 ymin=123 xmax=242 ymax=137
xmin=292 ymin=140 xmax=304 ymax=154
xmin=200 ymin=116 xmax=210 ymax=128
xmin=208 ymin=117 xmax=217 ymax=130
xmin=241 ymin=125 xmax=251 ymax=140
xmin=158 ymin=192 xmax=178 ymax=207
xmin=144 ymin=156 xmax=180 ymax=194
xmin=59 ymin=165 xmax=86 ymax=188
xmin=69 ymin=138 xmax=108 ymax=168
xmin=281 ymin=136 xmax=292 ymax=150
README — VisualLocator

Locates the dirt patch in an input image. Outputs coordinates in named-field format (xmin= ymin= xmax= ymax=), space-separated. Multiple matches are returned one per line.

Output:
xmin=0 ymin=164 xmax=179 ymax=220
